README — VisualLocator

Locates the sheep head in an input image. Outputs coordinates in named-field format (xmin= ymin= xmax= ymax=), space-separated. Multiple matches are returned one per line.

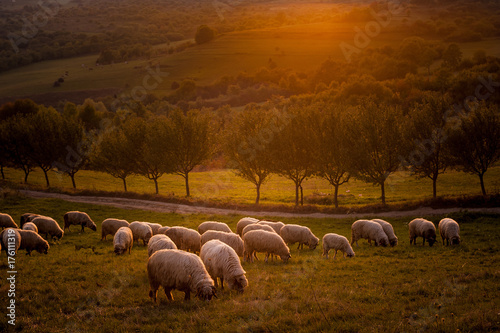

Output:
xmin=196 ymin=285 xmax=217 ymax=301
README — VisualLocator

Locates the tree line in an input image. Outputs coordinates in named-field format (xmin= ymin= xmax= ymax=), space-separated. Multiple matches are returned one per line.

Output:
xmin=1 ymin=93 xmax=498 ymax=207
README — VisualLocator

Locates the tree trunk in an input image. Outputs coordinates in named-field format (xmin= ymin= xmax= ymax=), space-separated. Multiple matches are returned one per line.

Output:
xmin=380 ymin=181 xmax=386 ymax=205
xmin=432 ymin=173 xmax=438 ymax=199
xmin=300 ymin=184 xmax=304 ymax=206
xmin=0 ymin=165 xmax=4 ymax=180
xmin=24 ymin=169 xmax=29 ymax=183
xmin=43 ymin=169 xmax=50 ymax=187
xmin=479 ymin=172 xmax=486 ymax=196
xmin=184 ymin=172 xmax=190 ymax=197
xmin=294 ymin=183 xmax=299 ymax=206
xmin=122 ymin=177 xmax=127 ymax=192
xmin=333 ymin=184 xmax=339 ymax=209
xmin=255 ymin=183 xmax=261 ymax=205
xmin=70 ymin=173 xmax=76 ymax=189
xmin=154 ymin=178 xmax=159 ymax=195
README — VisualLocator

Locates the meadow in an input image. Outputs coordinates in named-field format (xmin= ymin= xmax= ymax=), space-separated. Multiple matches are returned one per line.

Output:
xmin=0 ymin=192 xmax=499 ymax=332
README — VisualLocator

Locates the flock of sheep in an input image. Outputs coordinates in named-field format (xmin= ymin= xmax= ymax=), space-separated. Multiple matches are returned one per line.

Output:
xmin=0 ymin=211 xmax=461 ymax=303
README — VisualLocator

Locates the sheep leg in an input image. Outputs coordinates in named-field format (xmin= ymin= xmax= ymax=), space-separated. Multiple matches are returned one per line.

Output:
xmin=220 ymin=278 xmax=224 ymax=289
xmin=264 ymin=253 xmax=269 ymax=263
xmin=164 ymin=288 xmax=173 ymax=301
xmin=422 ymin=238 xmax=426 ymax=246
xmin=149 ymin=289 xmax=157 ymax=303
xmin=254 ymin=252 xmax=259 ymax=261
xmin=323 ymin=248 xmax=328 ymax=259
xmin=81 ymin=224 xmax=85 ymax=233
xmin=184 ymin=290 xmax=191 ymax=301
xmin=333 ymin=250 xmax=337 ymax=259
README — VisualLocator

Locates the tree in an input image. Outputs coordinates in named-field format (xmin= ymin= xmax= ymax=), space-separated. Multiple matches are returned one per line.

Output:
xmin=446 ymin=102 xmax=500 ymax=196
xmin=195 ymin=25 xmax=216 ymax=45
xmin=224 ymin=105 xmax=276 ymax=205
xmin=168 ymin=109 xmax=215 ymax=197
xmin=311 ymin=104 xmax=351 ymax=208
xmin=346 ymin=100 xmax=407 ymax=205
xmin=404 ymin=93 xmax=451 ymax=198
xmin=442 ymin=43 xmax=462 ymax=68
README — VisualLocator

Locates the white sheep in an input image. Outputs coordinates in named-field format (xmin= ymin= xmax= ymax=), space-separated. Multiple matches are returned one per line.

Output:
xmin=145 ymin=222 xmax=163 ymax=235
xmin=236 ymin=217 xmax=259 ymax=236
xmin=113 ymin=227 xmax=133 ymax=255
xmin=243 ymin=229 xmax=291 ymax=263
xmin=200 ymin=239 xmax=248 ymax=292
xmin=322 ymin=233 xmax=355 ymax=259
xmin=20 ymin=213 xmax=40 ymax=227
xmin=371 ymin=219 xmax=398 ymax=247
xmin=22 ymin=222 xmax=38 ymax=233
xmin=63 ymin=211 xmax=97 ymax=233
xmin=18 ymin=230 xmax=49 ymax=255
xmin=409 ymin=218 xmax=437 ymax=247
xmin=241 ymin=223 xmax=276 ymax=237
xmin=147 ymin=234 xmax=178 ymax=257
xmin=198 ymin=221 xmax=232 ymax=234
xmin=257 ymin=220 xmax=285 ymax=234
xmin=147 ymin=249 xmax=217 ymax=302
xmin=280 ymin=224 xmax=319 ymax=250
xmin=200 ymin=230 xmax=244 ymax=257
xmin=438 ymin=218 xmax=460 ymax=246
xmin=164 ymin=226 xmax=201 ymax=253
xmin=157 ymin=226 xmax=170 ymax=234
xmin=0 ymin=213 xmax=18 ymax=229
xmin=129 ymin=221 xmax=153 ymax=245
xmin=32 ymin=216 xmax=64 ymax=240
xmin=101 ymin=218 xmax=129 ymax=240
xmin=0 ymin=228 xmax=21 ymax=256
xmin=351 ymin=219 xmax=389 ymax=247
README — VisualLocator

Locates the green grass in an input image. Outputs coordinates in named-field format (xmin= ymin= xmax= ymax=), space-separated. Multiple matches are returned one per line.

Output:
xmin=0 ymin=193 xmax=499 ymax=332
xmin=2 ymin=165 xmax=499 ymax=209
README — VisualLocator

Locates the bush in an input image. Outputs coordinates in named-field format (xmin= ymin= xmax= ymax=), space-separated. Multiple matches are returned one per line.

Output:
xmin=195 ymin=25 xmax=216 ymax=44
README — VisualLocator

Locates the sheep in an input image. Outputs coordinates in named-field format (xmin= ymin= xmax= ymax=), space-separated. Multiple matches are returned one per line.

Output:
xmin=243 ymin=229 xmax=291 ymax=263
xmin=280 ymin=224 xmax=319 ymax=250
xmin=371 ymin=219 xmax=398 ymax=247
xmin=113 ymin=227 xmax=133 ymax=255
xmin=145 ymin=222 xmax=163 ymax=235
xmin=200 ymin=230 xmax=244 ymax=257
xmin=322 ymin=233 xmax=355 ymax=259
xmin=351 ymin=219 xmax=389 ymax=247
xmin=63 ymin=211 xmax=97 ymax=233
xmin=241 ymin=223 xmax=276 ymax=237
xmin=22 ymin=222 xmax=38 ymax=233
xmin=128 ymin=221 xmax=153 ymax=245
xmin=20 ymin=213 xmax=40 ymax=227
xmin=0 ymin=228 xmax=21 ymax=255
xmin=157 ymin=226 xmax=170 ymax=234
xmin=258 ymin=220 xmax=285 ymax=234
xmin=31 ymin=216 xmax=64 ymax=240
xmin=164 ymin=226 xmax=201 ymax=253
xmin=200 ymin=239 xmax=248 ymax=292
xmin=0 ymin=213 xmax=18 ymax=229
xmin=236 ymin=217 xmax=259 ymax=236
xmin=409 ymin=218 xmax=437 ymax=247
xmin=148 ymin=234 xmax=178 ymax=257
xmin=101 ymin=218 xmax=129 ymax=240
xmin=198 ymin=221 xmax=232 ymax=234
xmin=438 ymin=218 xmax=460 ymax=246
xmin=18 ymin=230 xmax=49 ymax=255
xmin=147 ymin=249 xmax=217 ymax=302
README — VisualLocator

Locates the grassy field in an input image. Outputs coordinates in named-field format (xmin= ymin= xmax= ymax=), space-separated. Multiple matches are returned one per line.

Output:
xmin=0 ymin=192 xmax=499 ymax=332
xmin=2 ymin=166 xmax=499 ymax=209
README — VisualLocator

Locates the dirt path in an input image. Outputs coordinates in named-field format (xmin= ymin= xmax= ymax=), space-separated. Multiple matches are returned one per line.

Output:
xmin=20 ymin=190 xmax=500 ymax=219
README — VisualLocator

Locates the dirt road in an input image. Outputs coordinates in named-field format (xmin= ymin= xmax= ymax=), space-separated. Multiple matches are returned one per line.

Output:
xmin=19 ymin=190 xmax=500 ymax=219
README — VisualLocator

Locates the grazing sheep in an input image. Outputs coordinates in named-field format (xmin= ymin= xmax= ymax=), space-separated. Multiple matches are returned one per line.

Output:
xmin=148 ymin=234 xmax=177 ymax=257
xmin=20 ymin=213 xmax=40 ymax=227
xmin=241 ymin=223 xmax=276 ymax=237
xmin=22 ymin=222 xmax=38 ymax=233
xmin=243 ymin=230 xmax=291 ymax=263
xmin=128 ymin=221 xmax=153 ymax=245
xmin=32 ymin=216 xmax=64 ymax=240
xmin=198 ymin=221 xmax=232 ymax=234
xmin=113 ymin=227 xmax=133 ymax=255
xmin=147 ymin=249 xmax=217 ymax=302
xmin=63 ymin=211 xmax=97 ymax=232
xmin=409 ymin=218 xmax=437 ymax=247
xmin=438 ymin=218 xmax=460 ymax=246
xmin=18 ymin=230 xmax=49 ymax=255
xmin=236 ymin=217 xmax=259 ymax=236
xmin=322 ymin=233 xmax=355 ymax=259
xmin=157 ymin=226 xmax=170 ymax=234
xmin=145 ymin=222 xmax=163 ymax=235
xmin=164 ymin=226 xmax=201 ymax=253
xmin=101 ymin=218 xmax=129 ymax=240
xmin=200 ymin=230 xmax=244 ymax=257
xmin=258 ymin=220 xmax=285 ymax=234
xmin=371 ymin=219 xmax=398 ymax=247
xmin=200 ymin=239 xmax=248 ymax=292
xmin=280 ymin=224 xmax=319 ymax=250
xmin=0 ymin=213 xmax=18 ymax=230
xmin=351 ymin=220 xmax=389 ymax=247
xmin=0 ymin=228 xmax=21 ymax=255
